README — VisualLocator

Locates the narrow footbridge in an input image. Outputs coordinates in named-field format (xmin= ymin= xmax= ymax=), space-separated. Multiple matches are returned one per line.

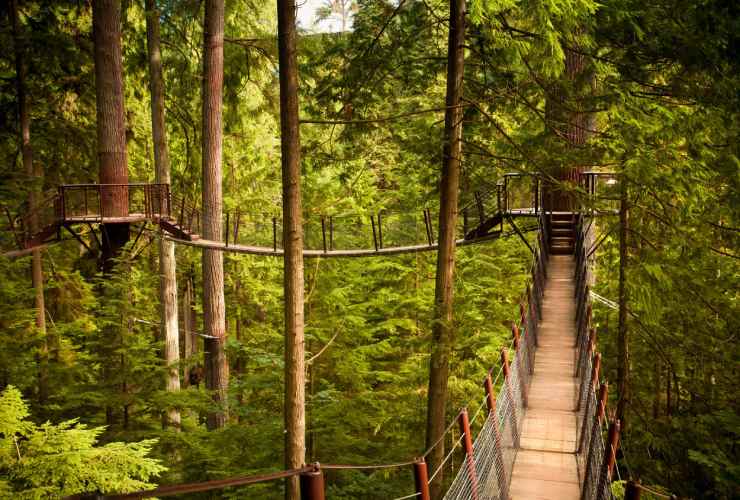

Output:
xmin=66 ymin=208 xmax=628 ymax=500
xmin=2 ymin=172 xmax=617 ymax=258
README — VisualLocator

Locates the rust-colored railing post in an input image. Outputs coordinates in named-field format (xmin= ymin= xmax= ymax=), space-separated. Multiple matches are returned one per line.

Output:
xmin=413 ymin=458 xmax=431 ymax=500
xmin=625 ymin=480 xmax=642 ymax=500
xmin=484 ymin=372 xmax=496 ymax=414
xmin=595 ymin=420 xmax=621 ymax=500
xmin=512 ymin=323 xmax=528 ymax=408
xmin=580 ymin=382 xmax=608 ymax=500
xmin=458 ymin=408 xmax=480 ymax=500
xmin=484 ymin=373 xmax=509 ymax=499
xmin=501 ymin=348 xmax=519 ymax=446
xmin=300 ymin=463 xmax=325 ymax=500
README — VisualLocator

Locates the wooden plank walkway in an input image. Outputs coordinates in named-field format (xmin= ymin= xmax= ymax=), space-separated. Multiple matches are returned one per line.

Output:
xmin=510 ymin=255 xmax=580 ymax=500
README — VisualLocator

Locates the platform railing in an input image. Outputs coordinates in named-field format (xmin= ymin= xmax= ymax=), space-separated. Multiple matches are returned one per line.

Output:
xmin=573 ymin=213 xmax=621 ymax=500
xmin=57 ymin=183 xmax=171 ymax=222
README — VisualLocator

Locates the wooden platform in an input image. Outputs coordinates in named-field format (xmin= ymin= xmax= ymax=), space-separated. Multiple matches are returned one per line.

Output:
xmin=510 ymin=255 xmax=580 ymax=500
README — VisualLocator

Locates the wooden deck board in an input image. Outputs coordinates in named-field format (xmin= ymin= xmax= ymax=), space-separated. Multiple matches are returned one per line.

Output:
xmin=510 ymin=255 xmax=580 ymax=500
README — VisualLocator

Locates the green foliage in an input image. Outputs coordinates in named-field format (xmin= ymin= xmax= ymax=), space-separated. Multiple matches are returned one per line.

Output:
xmin=0 ymin=0 xmax=737 ymax=497
xmin=0 ymin=386 xmax=165 ymax=498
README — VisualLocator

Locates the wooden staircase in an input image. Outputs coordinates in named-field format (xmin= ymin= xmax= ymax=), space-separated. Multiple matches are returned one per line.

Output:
xmin=548 ymin=213 xmax=576 ymax=255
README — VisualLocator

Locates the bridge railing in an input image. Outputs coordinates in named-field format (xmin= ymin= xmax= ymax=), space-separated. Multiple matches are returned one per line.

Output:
xmin=58 ymin=184 xmax=171 ymax=222
xmin=573 ymin=213 xmax=622 ymax=500
xmin=64 ymin=464 xmax=324 ymax=500
xmin=442 ymin=211 xmax=548 ymax=499
xmin=578 ymin=172 xmax=619 ymax=216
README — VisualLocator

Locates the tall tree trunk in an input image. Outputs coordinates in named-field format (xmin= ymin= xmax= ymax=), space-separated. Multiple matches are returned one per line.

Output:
xmin=616 ymin=176 xmax=629 ymax=427
xmin=145 ymin=0 xmax=181 ymax=430
xmin=93 ymin=0 xmax=129 ymax=272
xmin=11 ymin=0 xmax=48 ymax=404
xmin=202 ymin=0 xmax=228 ymax=430
xmin=544 ymin=42 xmax=590 ymax=211
xmin=93 ymin=0 xmax=129 ymax=427
xmin=277 ymin=0 xmax=306 ymax=497
xmin=426 ymin=0 xmax=465 ymax=497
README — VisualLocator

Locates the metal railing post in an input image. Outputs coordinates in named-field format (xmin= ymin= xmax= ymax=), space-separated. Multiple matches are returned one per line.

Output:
xmin=595 ymin=420 xmax=621 ymax=500
xmin=300 ymin=463 xmax=325 ymax=500
xmin=458 ymin=408 xmax=480 ymax=500
xmin=512 ymin=323 xmax=529 ymax=408
xmin=580 ymin=383 xmax=608 ymax=500
xmin=413 ymin=458 xmax=431 ymax=500
xmin=484 ymin=373 xmax=509 ymax=499
xmin=501 ymin=348 xmax=519 ymax=447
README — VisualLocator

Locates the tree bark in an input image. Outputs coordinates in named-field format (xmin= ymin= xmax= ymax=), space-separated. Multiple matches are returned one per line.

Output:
xmin=277 ymin=0 xmax=306 ymax=497
xmin=202 ymin=0 xmax=228 ymax=430
xmin=145 ymin=0 xmax=180 ymax=429
xmin=426 ymin=0 xmax=465 ymax=498
xmin=93 ymin=0 xmax=129 ymax=271
xmin=616 ymin=176 xmax=629 ymax=428
xmin=544 ymin=42 xmax=591 ymax=211
xmin=92 ymin=0 xmax=129 ymax=427
xmin=11 ymin=0 xmax=48 ymax=404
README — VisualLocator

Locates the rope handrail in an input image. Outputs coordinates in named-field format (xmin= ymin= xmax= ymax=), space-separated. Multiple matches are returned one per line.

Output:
xmin=64 ymin=465 xmax=316 ymax=499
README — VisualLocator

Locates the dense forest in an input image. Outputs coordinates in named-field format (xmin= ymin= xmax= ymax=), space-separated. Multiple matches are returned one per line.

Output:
xmin=0 ymin=0 xmax=737 ymax=499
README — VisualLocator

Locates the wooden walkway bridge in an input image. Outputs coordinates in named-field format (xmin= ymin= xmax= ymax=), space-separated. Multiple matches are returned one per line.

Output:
xmin=4 ymin=173 xmax=627 ymax=499
xmin=63 ymin=207 xmax=627 ymax=500
xmin=1 ymin=172 xmax=617 ymax=258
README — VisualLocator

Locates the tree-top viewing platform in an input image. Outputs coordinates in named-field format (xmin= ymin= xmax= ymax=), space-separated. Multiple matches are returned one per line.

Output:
xmin=0 ymin=0 xmax=736 ymax=499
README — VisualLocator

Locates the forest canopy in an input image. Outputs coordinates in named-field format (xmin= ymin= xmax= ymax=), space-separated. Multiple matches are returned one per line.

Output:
xmin=0 ymin=0 xmax=737 ymax=498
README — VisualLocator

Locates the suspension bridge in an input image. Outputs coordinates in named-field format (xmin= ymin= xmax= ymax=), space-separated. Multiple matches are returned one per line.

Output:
xmin=3 ymin=172 xmax=645 ymax=499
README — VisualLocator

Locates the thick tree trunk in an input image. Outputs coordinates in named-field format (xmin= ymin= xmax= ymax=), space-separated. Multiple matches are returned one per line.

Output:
xmin=544 ymin=43 xmax=590 ymax=212
xmin=426 ymin=1 xmax=465 ymax=498
xmin=202 ymin=0 xmax=228 ymax=430
xmin=146 ymin=0 xmax=180 ymax=429
xmin=93 ymin=0 xmax=129 ymax=427
xmin=277 ymin=0 xmax=306 ymax=497
xmin=93 ymin=0 xmax=129 ymax=273
xmin=616 ymin=177 xmax=629 ymax=427
xmin=11 ymin=0 xmax=48 ymax=404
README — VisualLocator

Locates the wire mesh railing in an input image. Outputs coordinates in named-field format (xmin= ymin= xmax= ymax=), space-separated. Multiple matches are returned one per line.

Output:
xmin=573 ymin=213 xmax=622 ymax=500
xmin=442 ymin=212 xmax=548 ymax=500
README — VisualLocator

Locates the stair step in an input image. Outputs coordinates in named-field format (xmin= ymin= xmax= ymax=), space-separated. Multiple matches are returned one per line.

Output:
xmin=550 ymin=212 xmax=577 ymax=222
xmin=550 ymin=220 xmax=575 ymax=228
xmin=551 ymin=228 xmax=575 ymax=237
xmin=550 ymin=244 xmax=574 ymax=255
xmin=550 ymin=238 xmax=574 ymax=244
